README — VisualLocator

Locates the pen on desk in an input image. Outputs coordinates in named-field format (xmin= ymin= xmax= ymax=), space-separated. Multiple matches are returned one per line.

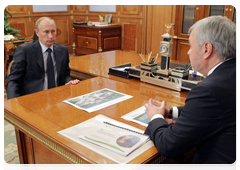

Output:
xmin=147 ymin=51 xmax=152 ymax=63
xmin=185 ymin=63 xmax=191 ymax=71
xmin=193 ymin=71 xmax=197 ymax=81
xmin=142 ymin=54 xmax=147 ymax=62
xmin=139 ymin=53 xmax=146 ymax=62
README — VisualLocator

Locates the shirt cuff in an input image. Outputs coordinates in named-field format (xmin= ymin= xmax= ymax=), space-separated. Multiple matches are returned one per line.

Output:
xmin=151 ymin=114 xmax=164 ymax=121
xmin=172 ymin=107 xmax=179 ymax=120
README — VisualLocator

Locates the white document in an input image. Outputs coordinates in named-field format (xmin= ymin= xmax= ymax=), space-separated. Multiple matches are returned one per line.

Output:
xmin=122 ymin=106 xmax=173 ymax=126
xmin=121 ymin=106 xmax=150 ymax=127
xmin=63 ymin=88 xmax=132 ymax=113
xmin=58 ymin=115 xmax=154 ymax=164
xmin=79 ymin=120 xmax=149 ymax=157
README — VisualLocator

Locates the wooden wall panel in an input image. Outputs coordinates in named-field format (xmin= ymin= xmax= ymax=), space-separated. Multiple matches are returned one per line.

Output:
xmin=177 ymin=39 xmax=190 ymax=63
xmin=123 ymin=24 xmax=137 ymax=51
xmin=51 ymin=16 xmax=72 ymax=46
xmin=8 ymin=17 xmax=32 ymax=38
xmin=72 ymin=5 xmax=88 ymax=14
xmin=121 ymin=18 xmax=142 ymax=53
xmin=88 ymin=16 xmax=101 ymax=22
xmin=73 ymin=16 xmax=87 ymax=23
xmin=5 ymin=5 xmax=30 ymax=16
xmin=146 ymin=5 xmax=175 ymax=57
xmin=111 ymin=18 xmax=119 ymax=25
xmin=121 ymin=5 xmax=141 ymax=15
xmin=5 ymin=5 xmax=179 ymax=58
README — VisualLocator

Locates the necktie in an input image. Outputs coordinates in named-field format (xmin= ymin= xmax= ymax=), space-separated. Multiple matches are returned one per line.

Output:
xmin=46 ymin=48 xmax=56 ymax=89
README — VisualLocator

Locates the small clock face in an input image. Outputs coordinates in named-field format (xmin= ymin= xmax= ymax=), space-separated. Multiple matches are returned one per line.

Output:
xmin=160 ymin=44 xmax=168 ymax=53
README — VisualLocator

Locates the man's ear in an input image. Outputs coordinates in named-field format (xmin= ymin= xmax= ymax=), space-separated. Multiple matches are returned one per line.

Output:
xmin=203 ymin=42 xmax=213 ymax=60
xmin=34 ymin=29 xmax=39 ymax=37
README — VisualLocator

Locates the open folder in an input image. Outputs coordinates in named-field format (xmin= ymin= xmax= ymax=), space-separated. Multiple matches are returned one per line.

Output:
xmin=78 ymin=118 xmax=150 ymax=157
xmin=58 ymin=114 xmax=154 ymax=163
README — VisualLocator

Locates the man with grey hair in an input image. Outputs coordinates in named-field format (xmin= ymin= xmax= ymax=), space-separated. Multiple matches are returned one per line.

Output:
xmin=144 ymin=16 xmax=236 ymax=163
xmin=7 ymin=17 xmax=79 ymax=99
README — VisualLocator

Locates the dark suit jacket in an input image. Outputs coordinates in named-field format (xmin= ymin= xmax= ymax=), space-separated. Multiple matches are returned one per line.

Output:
xmin=7 ymin=40 xmax=71 ymax=99
xmin=145 ymin=58 xmax=236 ymax=164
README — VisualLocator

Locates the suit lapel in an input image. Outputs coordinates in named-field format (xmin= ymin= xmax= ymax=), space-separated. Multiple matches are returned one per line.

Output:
xmin=53 ymin=44 xmax=62 ymax=85
xmin=33 ymin=40 xmax=44 ymax=74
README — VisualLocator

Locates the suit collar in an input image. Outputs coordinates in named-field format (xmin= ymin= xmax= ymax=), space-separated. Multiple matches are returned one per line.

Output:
xmin=208 ymin=58 xmax=235 ymax=76
xmin=208 ymin=61 xmax=225 ymax=76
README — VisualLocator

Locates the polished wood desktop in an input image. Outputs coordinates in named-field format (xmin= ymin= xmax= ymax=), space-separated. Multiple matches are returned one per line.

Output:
xmin=4 ymin=50 xmax=191 ymax=164
xmin=4 ymin=77 xmax=186 ymax=164
xmin=69 ymin=50 xmax=189 ymax=99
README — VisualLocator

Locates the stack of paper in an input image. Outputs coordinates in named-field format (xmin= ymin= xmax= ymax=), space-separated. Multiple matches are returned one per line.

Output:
xmin=78 ymin=119 xmax=149 ymax=157
xmin=58 ymin=115 xmax=154 ymax=163
xmin=94 ymin=21 xmax=108 ymax=26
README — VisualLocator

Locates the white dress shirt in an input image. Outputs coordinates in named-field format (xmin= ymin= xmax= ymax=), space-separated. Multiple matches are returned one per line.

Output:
xmin=39 ymin=42 xmax=58 ymax=90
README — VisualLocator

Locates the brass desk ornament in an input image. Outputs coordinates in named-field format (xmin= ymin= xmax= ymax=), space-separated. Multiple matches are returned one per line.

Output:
xmin=165 ymin=23 xmax=173 ymax=34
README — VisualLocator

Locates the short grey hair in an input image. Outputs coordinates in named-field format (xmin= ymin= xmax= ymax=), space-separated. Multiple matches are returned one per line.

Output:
xmin=189 ymin=16 xmax=236 ymax=61
xmin=35 ymin=17 xmax=57 ymax=30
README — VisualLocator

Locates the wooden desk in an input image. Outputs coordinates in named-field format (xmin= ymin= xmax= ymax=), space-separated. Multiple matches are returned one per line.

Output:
xmin=5 ymin=38 xmax=33 ymax=51
xmin=73 ymin=25 xmax=121 ymax=55
xmin=69 ymin=50 xmax=189 ymax=99
xmin=4 ymin=40 xmax=16 ymax=55
xmin=4 ymin=77 xmax=186 ymax=164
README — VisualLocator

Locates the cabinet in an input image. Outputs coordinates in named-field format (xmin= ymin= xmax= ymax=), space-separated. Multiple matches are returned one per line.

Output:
xmin=73 ymin=25 xmax=121 ymax=55
xmin=173 ymin=5 xmax=236 ymax=63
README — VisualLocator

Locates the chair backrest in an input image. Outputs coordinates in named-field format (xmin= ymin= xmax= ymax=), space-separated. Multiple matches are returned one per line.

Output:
xmin=4 ymin=43 xmax=8 ymax=81
xmin=4 ymin=39 xmax=15 ymax=90
xmin=4 ymin=43 xmax=9 ymax=90
xmin=7 ymin=60 xmax=14 ymax=78
xmin=33 ymin=31 xmax=38 ymax=40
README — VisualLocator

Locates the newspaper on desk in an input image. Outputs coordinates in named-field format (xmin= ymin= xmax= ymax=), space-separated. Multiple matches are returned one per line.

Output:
xmin=58 ymin=114 xmax=154 ymax=164
xmin=63 ymin=88 xmax=132 ymax=113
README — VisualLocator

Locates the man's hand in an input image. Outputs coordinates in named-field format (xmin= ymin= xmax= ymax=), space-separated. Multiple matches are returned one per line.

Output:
xmin=65 ymin=79 xmax=80 ymax=85
xmin=145 ymin=98 xmax=168 ymax=120
xmin=150 ymin=98 xmax=170 ymax=118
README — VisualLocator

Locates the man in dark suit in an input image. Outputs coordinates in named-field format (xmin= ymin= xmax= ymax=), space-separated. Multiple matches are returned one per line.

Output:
xmin=7 ymin=17 xmax=79 ymax=99
xmin=144 ymin=16 xmax=236 ymax=164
